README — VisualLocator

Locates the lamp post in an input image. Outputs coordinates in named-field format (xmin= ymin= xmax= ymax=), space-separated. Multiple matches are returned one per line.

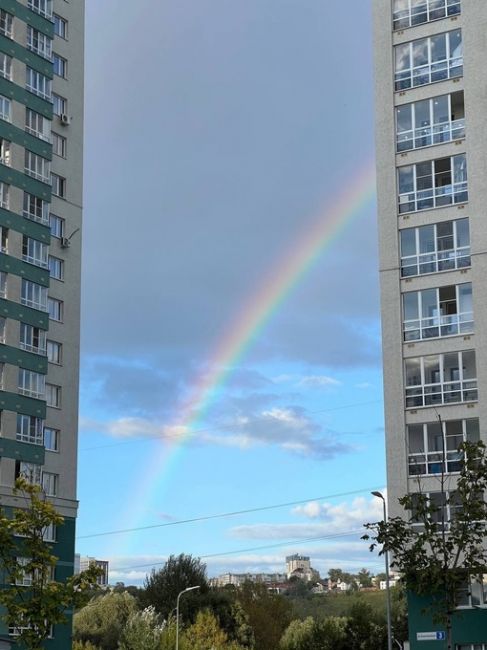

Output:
xmin=372 ymin=491 xmax=393 ymax=650
xmin=175 ymin=585 xmax=200 ymax=650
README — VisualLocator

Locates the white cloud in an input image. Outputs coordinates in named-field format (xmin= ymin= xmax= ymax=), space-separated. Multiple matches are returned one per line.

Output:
xmin=298 ymin=375 xmax=342 ymax=388
xmin=355 ymin=382 xmax=373 ymax=389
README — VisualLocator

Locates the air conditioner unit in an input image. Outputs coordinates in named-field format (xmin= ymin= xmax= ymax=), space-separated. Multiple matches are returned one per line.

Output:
xmin=60 ymin=237 xmax=71 ymax=248
xmin=59 ymin=114 xmax=71 ymax=126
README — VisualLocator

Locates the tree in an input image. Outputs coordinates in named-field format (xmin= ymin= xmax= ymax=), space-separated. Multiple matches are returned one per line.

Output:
xmin=279 ymin=617 xmax=315 ymax=650
xmin=118 ymin=605 xmax=166 ymax=650
xmin=237 ymin=581 xmax=292 ymax=650
xmin=328 ymin=568 xmax=344 ymax=583
xmin=0 ymin=478 xmax=102 ymax=650
xmin=344 ymin=601 xmax=387 ymax=650
xmin=364 ymin=440 xmax=487 ymax=650
xmin=73 ymin=591 xmax=138 ymax=650
xmin=357 ymin=568 xmax=373 ymax=588
xmin=280 ymin=616 xmax=348 ymax=650
xmin=140 ymin=553 xmax=208 ymax=620
xmin=182 ymin=609 xmax=247 ymax=650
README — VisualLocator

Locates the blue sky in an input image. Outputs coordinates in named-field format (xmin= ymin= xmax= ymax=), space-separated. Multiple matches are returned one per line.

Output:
xmin=76 ymin=0 xmax=385 ymax=583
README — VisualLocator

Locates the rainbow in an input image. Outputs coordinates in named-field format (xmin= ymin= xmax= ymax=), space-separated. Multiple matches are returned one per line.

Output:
xmin=122 ymin=160 xmax=376 ymax=548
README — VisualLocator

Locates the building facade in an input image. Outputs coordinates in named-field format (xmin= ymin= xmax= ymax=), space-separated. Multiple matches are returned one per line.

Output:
xmin=374 ymin=0 xmax=487 ymax=647
xmin=0 ymin=0 xmax=84 ymax=646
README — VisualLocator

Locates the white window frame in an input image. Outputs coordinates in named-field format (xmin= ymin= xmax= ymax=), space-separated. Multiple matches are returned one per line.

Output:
xmin=20 ymin=322 xmax=47 ymax=354
xmin=398 ymin=154 xmax=468 ymax=214
xmin=407 ymin=418 xmax=479 ymax=477
xmin=22 ymin=236 xmax=49 ymax=269
xmin=51 ymin=172 xmax=66 ymax=198
xmin=45 ymin=382 xmax=61 ymax=408
xmin=52 ymin=53 xmax=67 ymax=78
xmin=43 ymin=426 xmax=59 ymax=452
xmin=48 ymin=255 xmax=63 ymax=280
xmin=47 ymin=297 xmax=63 ymax=321
xmin=23 ymin=192 xmax=49 ymax=225
xmin=26 ymin=67 xmax=52 ymax=101
xmin=393 ymin=0 xmax=461 ymax=31
xmin=16 ymin=461 xmax=41 ymax=485
xmin=53 ymin=14 xmax=67 ymax=39
xmin=46 ymin=339 xmax=61 ymax=364
xmin=25 ymin=108 xmax=51 ymax=142
xmin=16 ymin=414 xmax=44 ymax=445
xmin=405 ymin=350 xmax=478 ymax=408
xmin=403 ymin=283 xmax=473 ymax=341
xmin=0 ymin=138 xmax=11 ymax=166
xmin=28 ymin=0 xmax=53 ymax=19
xmin=395 ymin=30 xmax=463 ymax=91
xmin=25 ymin=150 xmax=50 ymax=184
xmin=18 ymin=368 xmax=45 ymax=399
xmin=51 ymin=132 xmax=66 ymax=157
xmin=0 ymin=182 xmax=8 ymax=209
xmin=21 ymin=280 xmax=48 ymax=311
xmin=400 ymin=219 xmax=470 ymax=278
xmin=0 ymin=52 xmax=12 ymax=80
xmin=0 ymin=9 xmax=13 ymax=38
xmin=0 ymin=271 xmax=6 ymax=299
xmin=49 ymin=214 xmax=64 ymax=238
xmin=0 ymin=95 xmax=11 ymax=122
xmin=27 ymin=26 xmax=52 ymax=60
xmin=52 ymin=93 xmax=66 ymax=117
xmin=0 ymin=316 xmax=6 ymax=343
xmin=41 ymin=471 xmax=57 ymax=496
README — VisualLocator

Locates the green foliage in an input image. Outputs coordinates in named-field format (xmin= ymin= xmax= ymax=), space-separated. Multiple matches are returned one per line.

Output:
xmin=356 ymin=568 xmax=373 ymax=588
xmin=281 ymin=616 xmax=349 ymax=650
xmin=72 ymin=642 xmax=100 ymax=650
xmin=140 ymin=553 xmax=208 ymax=621
xmin=118 ymin=605 xmax=166 ymax=650
xmin=238 ymin=581 xmax=293 ymax=650
xmin=0 ymin=478 xmax=102 ymax=650
xmin=364 ymin=440 xmax=487 ymax=636
xmin=182 ymin=609 xmax=247 ymax=650
xmin=344 ymin=601 xmax=387 ymax=650
xmin=73 ymin=591 xmax=138 ymax=650
xmin=280 ymin=616 xmax=315 ymax=649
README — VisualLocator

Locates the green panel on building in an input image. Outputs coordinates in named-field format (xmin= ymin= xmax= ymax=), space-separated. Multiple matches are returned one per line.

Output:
xmin=0 ymin=436 xmax=45 ymax=463
xmin=0 ymin=297 xmax=49 ymax=329
xmin=0 ymin=206 xmax=51 ymax=243
xmin=0 ymin=117 xmax=53 ymax=159
xmin=0 ymin=252 xmax=50 ymax=286
xmin=0 ymin=389 xmax=45 ymax=417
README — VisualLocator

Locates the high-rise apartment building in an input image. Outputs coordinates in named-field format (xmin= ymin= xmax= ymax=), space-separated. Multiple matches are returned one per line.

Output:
xmin=0 ymin=0 xmax=84 ymax=645
xmin=374 ymin=0 xmax=487 ymax=646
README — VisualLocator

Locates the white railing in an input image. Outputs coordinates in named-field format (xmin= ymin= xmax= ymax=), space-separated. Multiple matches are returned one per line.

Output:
xmin=393 ymin=0 xmax=461 ymax=30
xmin=23 ymin=209 xmax=49 ymax=226
xmin=22 ymin=253 xmax=49 ymax=269
xmin=25 ymin=83 xmax=52 ymax=102
xmin=21 ymin=296 xmax=48 ymax=311
xmin=27 ymin=0 xmax=53 ymax=20
xmin=25 ymin=125 xmax=51 ymax=142
xmin=408 ymin=450 xmax=463 ymax=476
xmin=20 ymin=341 xmax=47 ymax=355
xmin=405 ymin=379 xmax=477 ymax=408
xmin=395 ymin=56 xmax=463 ymax=91
xmin=24 ymin=166 xmax=50 ymax=184
xmin=399 ymin=181 xmax=468 ymax=214
xmin=404 ymin=311 xmax=473 ymax=341
xmin=397 ymin=118 xmax=465 ymax=152
xmin=401 ymin=246 xmax=470 ymax=277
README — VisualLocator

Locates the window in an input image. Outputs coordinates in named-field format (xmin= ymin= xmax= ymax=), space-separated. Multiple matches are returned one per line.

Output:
xmin=22 ymin=236 xmax=48 ymax=268
xmin=17 ymin=414 xmax=44 ymax=445
xmin=20 ymin=322 xmax=46 ymax=354
xmin=47 ymin=297 xmax=63 ymax=321
xmin=21 ymin=280 xmax=48 ymax=311
xmin=405 ymin=350 xmax=477 ymax=408
xmin=0 ymin=95 xmax=11 ymax=121
xmin=395 ymin=30 xmax=463 ymax=91
xmin=396 ymin=92 xmax=465 ymax=153
xmin=0 ymin=138 xmax=10 ymax=166
xmin=0 ymin=10 xmax=13 ymax=38
xmin=42 ymin=471 xmax=57 ymax=496
xmin=0 ymin=271 xmax=6 ymax=299
xmin=25 ymin=108 xmax=51 ymax=141
xmin=408 ymin=418 xmax=479 ymax=476
xmin=53 ymin=14 xmax=67 ymax=39
xmin=52 ymin=53 xmax=67 ymax=78
xmin=51 ymin=173 xmax=66 ymax=198
xmin=23 ymin=192 xmax=49 ymax=224
xmin=400 ymin=218 xmax=470 ymax=277
xmin=48 ymin=255 xmax=63 ymax=280
xmin=458 ymin=643 xmax=487 ymax=649
xmin=42 ymin=522 xmax=56 ymax=542
xmin=28 ymin=0 xmax=53 ymax=19
xmin=0 ymin=182 xmax=8 ymax=209
xmin=18 ymin=369 xmax=45 ymax=399
xmin=15 ymin=461 xmax=41 ymax=485
xmin=51 ymin=132 xmax=66 ymax=158
xmin=393 ymin=0 xmax=461 ymax=31
xmin=52 ymin=93 xmax=66 ymax=117
xmin=26 ymin=67 xmax=52 ymax=101
xmin=403 ymin=283 xmax=473 ymax=341
xmin=0 ymin=226 xmax=7 ymax=252
xmin=44 ymin=427 xmax=59 ymax=451
xmin=45 ymin=383 xmax=61 ymax=408
xmin=0 ymin=317 xmax=6 ymax=343
xmin=15 ymin=557 xmax=34 ymax=587
xmin=0 ymin=362 xmax=4 ymax=389
xmin=398 ymin=154 xmax=468 ymax=214
xmin=46 ymin=340 xmax=61 ymax=364
xmin=25 ymin=151 xmax=50 ymax=183
xmin=49 ymin=214 xmax=64 ymax=238
xmin=27 ymin=26 xmax=52 ymax=60
xmin=0 ymin=52 xmax=12 ymax=81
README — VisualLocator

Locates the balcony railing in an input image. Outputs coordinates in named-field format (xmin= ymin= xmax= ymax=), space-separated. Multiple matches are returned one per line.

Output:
xmin=399 ymin=181 xmax=468 ymax=213
xmin=23 ymin=208 xmax=49 ymax=226
xmin=395 ymin=56 xmax=463 ymax=91
xmin=401 ymin=245 xmax=470 ymax=277
xmin=404 ymin=311 xmax=473 ymax=341
xmin=408 ymin=450 xmax=463 ymax=476
xmin=405 ymin=379 xmax=477 ymax=408
xmin=393 ymin=0 xmax=461 ymax=31
xmin=19 ymin=341 xmax=47 ymax=355
xmin=397 ymin=118 xmax=465 ymax=152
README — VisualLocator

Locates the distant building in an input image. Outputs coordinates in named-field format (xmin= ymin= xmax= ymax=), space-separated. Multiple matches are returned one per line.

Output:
xmin=379 ymin=575 xmax=401 ymax=591
xmin=211 ymin=572 xmax=287 ymax=588
xmin=286 ymin=554 xmax=320 ymax=582
xmin=77 ymin=555 xmax=109 ymax=587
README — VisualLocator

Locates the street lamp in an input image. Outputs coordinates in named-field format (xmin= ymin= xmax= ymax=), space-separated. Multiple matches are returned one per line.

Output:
xmin=372 ymin=491 xmax=393 ymax=650
xmin=175 ymin=585 xmax=200 ymax=650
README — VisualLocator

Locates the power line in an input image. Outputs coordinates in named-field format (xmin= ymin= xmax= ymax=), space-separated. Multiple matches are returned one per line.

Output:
xmin=113 ymin=528 xmax=377 ymax=572
xmin=79 ymin=399 xmax=382 ymax=452
xmin=76 ymin=486 xmax=382 ymax=540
